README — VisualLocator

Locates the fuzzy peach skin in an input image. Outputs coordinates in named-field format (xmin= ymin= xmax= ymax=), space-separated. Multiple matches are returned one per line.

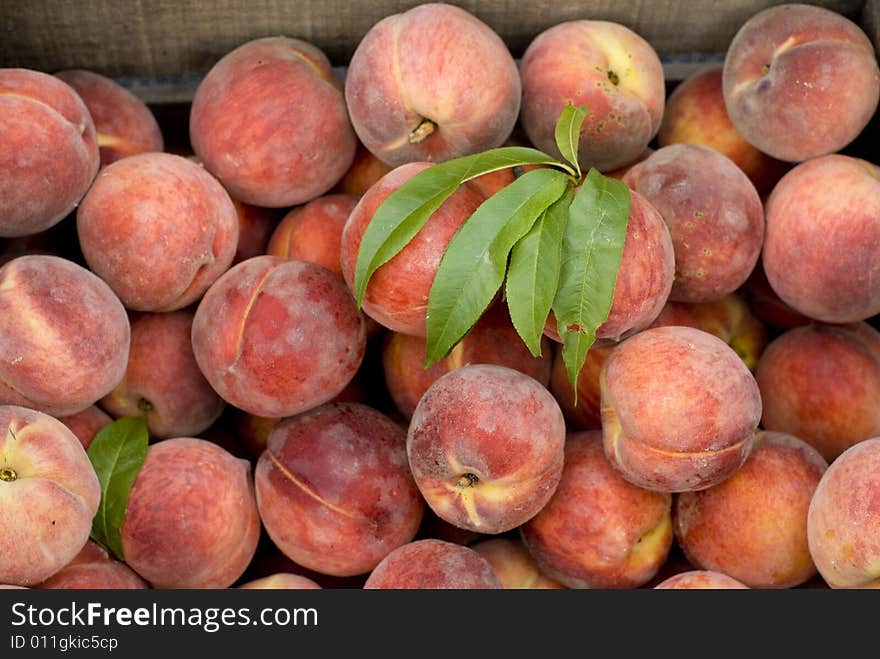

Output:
xmin=383 ymin=302 xmax=553 ymax=419
xmin=0 ymin=68 xmax=99 ymax=237
xmin=407 ymin=364 xmax=566 ymax=534
xmin=472 ymin=538 xmax=565 ymax=589
xmin=0 ymin=255 xmax=130 ymax=416
xmin=255 ymin=403 xmax=424 ymax=577
xmin=520 ymin=20 xmax=665 ymax=172
xmin=722 ymin=4 xmax=880 ymax=163
xmin=331 ymin=144 xmax=394 ymax=196
xmin=682 ymin=294 xmax=768 ymax=372
xmin=238 ymin=573 xmax=322 ymax=590
xmin=191 ymin=36 xmax=356 ymax=207
xmin=267 ymin=194 xmax=359 ymax=276
xmin=807 ymin=438 xmax=880 ymax=588
xmin=340 ymin=162 xmax=484 ymax=336
xmin=755 ymin=322 xmax=880 ymax=462
xmin=233 ymin=376 xmax=365 ymax=460
xmin=654 ymin=570 xmax=749 ymax=589
xmin=549 ymin=299 xmax=703 ymax=432
xmin=191 ymin=255 xmax=365 ymax=418
xmin=55 ymin=406 xmax=112 ymax=450
xmin=231 ymin=199 xmax=277 ymax=266
xmin=762 ymin=154 xmax=880 ymax=323
xmin=549 ymin=343 xmax=613 ymax=432
xmin=675 ymin=431 xmax=827 ymax=588
xmin=77 ymin=152 xmax=239 ymax=312
xmin=543 ymin=190 xmax=675 ymax=344
xmin=742 ymin=262 xmax=810 ymax=330
xmin=344 ymin=3 xmax=520 ymax=167
xmin=520 ymin=430 xmax=673 ymax=589
xmin=364 ymin=539 xmax=502 ymax=589
xmin=550 ymin=294 xmax=766 ymax=433
xmin=658 ymin=64 xmax=788 ymax=194
xmin=601 ymin=326 xmax=762 ymax=493
xmin=55 ymin=69 xmax=164 ymax=167
xmin=623 ymin=143 xmax=764 ymax=303
xmin=101 ymin=310 xmax=225 ymax=439
xmin=0 ymin=406 xmax=100 ymax=586
xmin=120 ymin=437 xmax=260 ymax=589
xmin=38 ymin=540 xmax=149 ymax=589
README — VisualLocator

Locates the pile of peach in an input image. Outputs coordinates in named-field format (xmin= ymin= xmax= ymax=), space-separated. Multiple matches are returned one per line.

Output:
xmin=1 ymin=2 xmax=879 ymax=590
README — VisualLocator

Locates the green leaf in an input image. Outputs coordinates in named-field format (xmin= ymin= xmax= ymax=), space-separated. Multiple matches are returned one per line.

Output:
xmin=424 ymin=168 xmax=570 ymax=366
xmin=352 ymin=146 xmax=571 ymax=306
xmin=87 ymin=415 xmax=149 ymax=561
xmin=554 ymin=103 xmax=588 ymax=179
xmin=552 ymin=168 xmax=631 ymax=396
xmin=505 ymin=188 xmax=573 ymax=357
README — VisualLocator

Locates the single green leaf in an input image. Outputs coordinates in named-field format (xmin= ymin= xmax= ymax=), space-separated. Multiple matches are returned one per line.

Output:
xmin=552 ymin=168 xmax=631 ymax=396
xmin=424 ymin=168 xmax=570 ymax=365
xmin=554 ymin=103 xmax=588 ymax=179
xmin=87 ymin=415 xmax=149 ymax=561
xmin=505 ymin=188 xmax=574 ymax=357
xmin=352 ymin=146 xmax=571 ymax=306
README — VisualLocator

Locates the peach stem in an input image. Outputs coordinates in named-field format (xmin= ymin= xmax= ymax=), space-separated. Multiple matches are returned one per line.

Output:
xmin=457 ymin=473 xmax=478 ymax=488
xmin=409 ymin=118 xmax=436 ymax=144
xmin=0 ymin=467 xmax=17 ymax=482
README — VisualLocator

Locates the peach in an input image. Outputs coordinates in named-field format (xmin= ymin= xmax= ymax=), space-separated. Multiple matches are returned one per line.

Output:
xmin=520 ymin=20 xmax=665 ymax=172
xmin=0 ymin=255 xmax=130 ymax=416
xmin=471 ymin=538 xmax=565 ymax=589
xmin=0 ymin=68 xmax=99 ymax=237
xmin=762 ymin=154 xmax=880 ymax=323
xmin=0 ymin=405 xmax=100 ymax=586
xmin=238 ymin=573 xmax=322 ymax=589
xmin=234 ymin=375 xmax=366 ymax=460
xmin=549 ymin=342 xmax=613 ymax=431
xmin=56 ymin=406 xmax=112 ymax=450
xmin=382 ymin=302 xmax=553 ymax=419
xmin=722 ymin=4 xmax=880 ymax=162
xmin=191 ymin=256 xmax=366 ymax=418
xmin=231 ymin=199 xmax=277 ymax=266
xmin=191 ymin=36 xmax=356 ymax=207
xmin=363 ymin=539 xmax=502 ymax=589
xmin=807 ymin=437 xmax=880 ymax=588
xmin=255 ymin=403 xmax=424 ymax=576
xmin=623 ymin=143 xmax=765 ymax=303
xmin=551 ymin=294 xmax=766 ymax=433
xmin=38 ymin=541 xmax=149 ymax=590
xmin=654 ymin=570 xmax=749 ymax=589
xmin=543 ymin=190 xmax=674 ymax=344
xmin=603 ymin=147 xmax=653 ymax=182
xmin=331 ymin=144 xmax=394 ymax=196
xmin=601 ymin=326 xmax=762 ymax=492
xmin=521 ymin=430 xmax=673 ymax=589
xmin=658 ymin=64 xmax=788 ymax=194
xmin=344 ymin=3 xmax=520 ymax=167
xmin=407 ymin=364 xmax=566 ymax=534
xmin=267 ymin=194 xmax=359 ymax=277
xmin=340 ymin=162 xmax=484 ymax=336
xmin=101 ymin=310 xmax=225 ymax=439
xmin=675 ymin=431 xmax=827 ymax=588
xmin=120 ymin=437 xmax=260 ymax=589
xmin=683 ymin=294 xmax=768 ymax=372
xmin=54 ymin=69 xmax=164 ymax=167
xmin=755 ymin=322 xmax=880 ymax=462
xmin=77 ymin=152 xmax=239 ymax=312
xmin=742 ymin=262 xmax=810 ymax=330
